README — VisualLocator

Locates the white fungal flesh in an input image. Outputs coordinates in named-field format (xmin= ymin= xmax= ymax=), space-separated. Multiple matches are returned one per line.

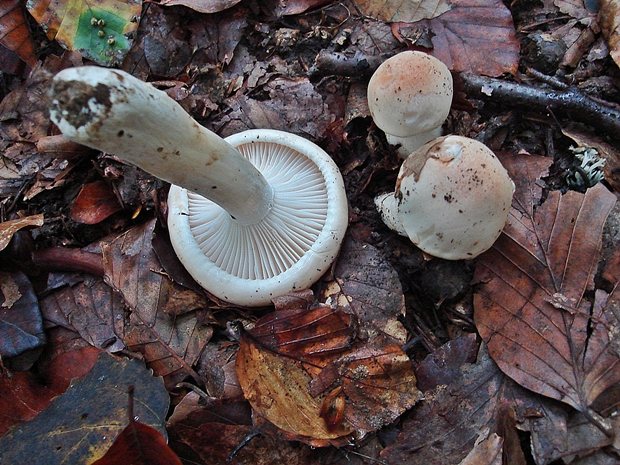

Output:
xmin=49 ymin=67 xmax=348 ymax=306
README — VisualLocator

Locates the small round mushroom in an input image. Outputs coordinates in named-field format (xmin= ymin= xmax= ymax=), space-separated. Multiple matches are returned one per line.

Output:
xmin=49 ymin=66 xmax=348 ymax=306
xmin=367 ymin=51 xmax=453 ymax=156
xmin=376 ymin=135 xmax=514 ymax=260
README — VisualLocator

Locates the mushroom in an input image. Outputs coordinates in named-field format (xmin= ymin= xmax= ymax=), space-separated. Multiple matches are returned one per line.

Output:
xmin=376 ymin=135 xmax=514 ymax=260
xmin=367 ymin=51 xmax=453 ymax=156
xmin=49 ymin=66 xmax=348 ymax=306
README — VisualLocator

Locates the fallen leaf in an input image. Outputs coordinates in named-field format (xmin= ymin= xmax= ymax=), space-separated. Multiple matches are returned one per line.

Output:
xmin=380 ymin=345 xmax=504 ymax=464
xmin=157 ymin=0 xmax=242 ymax=14
xmin=236 ymin=305 xmax=421 ymax=446
xmin=426 ymin=0 xmax=520 ymax=76
xmin=265 ymin=0 xmax=332 ymax=16
xmin=0 ymin=0 xmax=37 ymax=67
xmin=0 ymin=270 xmax=46 ymax=366
xmin=355 ymin=0 xmax=451 ymax=23
xmin=0 ymin=346 xmax=100 ymax=436
xmin=40 ymin=275 xmax=127 ymax=353
xmin=458 ymin=432 xmax=503 ymax=465
xmin=600 ymin=0 xmax=620 ymax=69
xmin=222 ymin=76 xmax=333 ymax=139
xmin=27 ymin=0 xmax=141 ymax=67
xmin=92 ymin=387 xmax=182 ymax=465
xmin=101 ymin=219 xmax=212 ymax=388
xmin=0 ymin=352 xmax=169 ymax=464
xmin=0 ymin=214 xmax=44 ymax=251
xmin=320 ymin=237 xmax=407 ymax=343
xmin=70 ymin=180 xmax=123 ymax=224
xmin=475 ymin=152 xmax=620 ymax=418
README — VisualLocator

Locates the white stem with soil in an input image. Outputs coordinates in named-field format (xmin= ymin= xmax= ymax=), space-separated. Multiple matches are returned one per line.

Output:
xmin=49 ymin=67 xmax=273 ymax=226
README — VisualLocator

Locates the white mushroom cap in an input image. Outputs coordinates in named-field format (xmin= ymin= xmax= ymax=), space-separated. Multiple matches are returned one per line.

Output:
xmin=49 ymin=66 xmax=348 ymax=306
xmin=367 ymin=51 xmax=453 ymax=155
xmin=168 ymin=129 xmax=348 ymax=306
xmin=377 ymin=135 xmax=514 ymax=260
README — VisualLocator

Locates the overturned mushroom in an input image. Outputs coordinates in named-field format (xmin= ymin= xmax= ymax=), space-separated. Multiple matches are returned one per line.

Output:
xmin=376 ymin=136 xmax=514 ymax=260
xmin=49 ymin=66 xmax=348 ymax=306
xmin=367 ymin=51 xmax=453 ymax=156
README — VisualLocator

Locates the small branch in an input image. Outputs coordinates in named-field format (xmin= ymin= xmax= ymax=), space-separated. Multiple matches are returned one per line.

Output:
xmin=459 ymin=72 xmax=620 ymax=138
xmin=309 ymin=51 xmax=387 ymax=78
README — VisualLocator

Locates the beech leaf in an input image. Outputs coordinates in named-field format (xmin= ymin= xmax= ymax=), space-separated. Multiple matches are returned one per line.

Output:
xmin=0 ymin=0 xmax=37 ymax=67
xmin=0 ymin=352 xmax=169 ymax=464
xmin=101 ymin=219 xmax=212 ymax=388
xmin=355 ymin=0 xmax=451 ymax=23
xmin=320 ymin=237 xmax=407 ymax=343
xmin=475 ymin=152 xmax=620 ymax=415
xmin=70 ymin=180 xmax=122 ymax=224
xmin=236 ymin=305 xmax=421 ymax=446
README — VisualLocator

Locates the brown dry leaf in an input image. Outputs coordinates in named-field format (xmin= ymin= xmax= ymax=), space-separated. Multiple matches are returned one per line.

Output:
xmin=0 ymin=214 xmax=44 ymax=251
xmin=599 ymin=0 xmax=620 ymax=70
xmin=0 ymin=0 xmax=37 ymax=68
xmin=40 ymin=275 xmax=127 ymax=353
xmin=458 ymin=433 xmax=503 ymax=465
xmin=157 ymin=0 xmax=242 ymax=14
xmin=222 ymin=76 xmax=332 ymax=139
xmin=101 ymin=219 xmax=212 ymax=388
xmin=380 ymin=345 xmax=518 ymax=464
xmin=167 ymin=398 xmax=317 ymax=464
xmin=475 ymin=152 xmax=620 ymax=417
xmin=355 ymin=0 xmax=451 ymax=23
xmin=426 ymin=0 xmax=520 ymax=76
xmin=236 ymin=304 xmax=421 ymax=446
xmin=0 ymin=62 xmax=56 ymax=197
xmin=320 ymin=237 xmax=407 ymax=343
xmin=70 ymin=181 xmax=122 ymax=225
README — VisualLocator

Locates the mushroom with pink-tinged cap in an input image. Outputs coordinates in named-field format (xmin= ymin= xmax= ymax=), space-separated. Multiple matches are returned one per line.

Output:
xmin=375 ymin=135 xmax=514 ymax=260
xmin=367 ymin=51 xmax=453 ymax=156
xmin=49 ymin=66 xmax=348 ymax=306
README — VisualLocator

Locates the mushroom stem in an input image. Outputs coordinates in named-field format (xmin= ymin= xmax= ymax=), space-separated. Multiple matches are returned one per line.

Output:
xmin=49 ymin=67 xmax=274 ymax=226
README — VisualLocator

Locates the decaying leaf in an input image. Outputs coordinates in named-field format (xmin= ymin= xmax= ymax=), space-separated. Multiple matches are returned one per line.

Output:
xmin=236 ymin=304 xmax=421 ymax=446
xmin=0 ymin=270 xmax=46 ymax=367
xmin=0 ymin=214 xmax=44 ymax=251
xmin=92 ymin=387 xmax=182 ymax=465
xmin=0 ymin=352 xmax=169 ymax=464
xmin=599 ymin=0 xmax=620 ymax=69
xmin=101 ymin=219 xmax=212 ymax=388
xmin=355 ymin=0 xmax=451 ymax=23
xmin=475 ymin=152 xmax=620 ymax=419
xmin=26 ymin=0 xmax=141 ymax=67
xmin=157 ymin=0 xmax=242 ymax=14
xmin=380 ymin=344 xmax=513 ymax=464
xmin=70 ymin=181 xmax=122 ymax=224
xmin=320 ymin=237 xmax=407 ymax=343
xmin=427 ymin=0 xmax=520 ymax=76
xmin=0 ymin=0 xmax=37 ymax=68
xmin=0 ymin=346 xmax=100 ymax=436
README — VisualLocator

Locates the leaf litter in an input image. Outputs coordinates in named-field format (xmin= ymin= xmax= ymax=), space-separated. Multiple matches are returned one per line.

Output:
xmin=1 ymin=0 xmax=620 ymax=463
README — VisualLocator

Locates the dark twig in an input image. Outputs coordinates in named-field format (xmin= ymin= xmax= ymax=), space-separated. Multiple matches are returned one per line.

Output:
xmin=309 ymin=51 xmax=388 ymax=78
xmin=459 ymin=72 xmax=620 ymax=138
